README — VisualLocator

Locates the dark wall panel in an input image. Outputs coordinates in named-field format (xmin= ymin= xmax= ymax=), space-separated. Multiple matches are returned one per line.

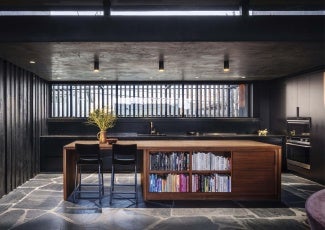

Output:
xmin=0 ymin=58 xmax=48 ymax=198
xmin=47 ymin=117 xmax=261 ymax=136
xmin=0 ymin=60 xmax=5 ymax=197
xmin=309 ymin=73 xmax=325 ymax=185
xmin=252 ymin=82 xmax=270 ymax=130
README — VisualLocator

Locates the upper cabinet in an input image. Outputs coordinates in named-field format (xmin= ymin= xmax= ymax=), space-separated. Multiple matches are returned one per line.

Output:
xmin=297 ymin=77 xmax=310 ymax=117
xmin=286 ymin=76 xmax=310 ymax=117
xmin=286 ymin=78 xmax=298 ymax=117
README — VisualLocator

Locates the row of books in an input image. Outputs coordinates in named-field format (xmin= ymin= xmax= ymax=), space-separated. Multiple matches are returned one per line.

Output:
xmin=148 ymin=173 xmax=231 ymax=193
xmin=192 ymin=152 xmax=230 ymax=171
xmin=149 ymin=173 xmax=189 ymax=192
xmin=149 ymin=152 xmax=190 ymax=171
xmin=192 ymin=174 xmax=231 ymax=192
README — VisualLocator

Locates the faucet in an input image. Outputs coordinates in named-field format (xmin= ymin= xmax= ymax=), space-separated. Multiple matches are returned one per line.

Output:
xmin=149 ymin=121 xmax=156 ymax=134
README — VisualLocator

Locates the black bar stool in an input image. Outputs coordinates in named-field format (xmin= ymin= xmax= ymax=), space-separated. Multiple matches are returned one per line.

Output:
xmin=110 ymin=143 xmax=138 ymax=205
xmin=74 ymin=143 xmax=104 ymax=204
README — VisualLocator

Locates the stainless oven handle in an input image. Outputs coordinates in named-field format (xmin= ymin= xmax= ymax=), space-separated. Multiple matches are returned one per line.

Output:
xmin=286 ymin=142 xmax=311 ymax=148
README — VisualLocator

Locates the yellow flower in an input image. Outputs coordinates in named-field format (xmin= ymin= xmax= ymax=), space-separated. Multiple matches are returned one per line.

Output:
xmin=86 ymin=107 xmax=117 ymax=131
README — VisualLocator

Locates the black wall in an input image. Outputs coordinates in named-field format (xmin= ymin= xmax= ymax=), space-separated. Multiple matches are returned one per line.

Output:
xmin=47 ymin=117 xmax=261 ymax=136
xmin=252 ymin=82 xmax=271 ymax=130
xmin=0 ymin=58 xmax=48 ymax=198
xmin=269 ymin=70 xmax=325 ymax=184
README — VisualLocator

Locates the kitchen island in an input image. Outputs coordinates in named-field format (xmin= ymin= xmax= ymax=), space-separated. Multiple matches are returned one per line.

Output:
xmin=43 ymin=133 xmax=285 ymax=172
xmin=63 ymin=140 xmax=281 ymax=201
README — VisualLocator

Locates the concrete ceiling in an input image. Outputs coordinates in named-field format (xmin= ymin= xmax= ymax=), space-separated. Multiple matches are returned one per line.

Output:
xmin=0 ymin=41 xmax=323 ymax=82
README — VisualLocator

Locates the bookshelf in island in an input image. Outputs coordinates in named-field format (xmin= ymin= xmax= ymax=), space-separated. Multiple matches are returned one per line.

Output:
xmin=63 ymin=140 xmax=282 ymax=201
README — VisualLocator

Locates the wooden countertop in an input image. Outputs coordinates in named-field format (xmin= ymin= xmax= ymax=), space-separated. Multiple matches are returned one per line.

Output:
xmin=64 ymin=140 xmax=281 ymax=151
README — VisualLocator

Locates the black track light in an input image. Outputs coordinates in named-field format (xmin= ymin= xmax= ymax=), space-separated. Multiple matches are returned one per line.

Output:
xmin=94 ymin=57 xmax=99 ymax=72
xmin=159 ymin=59 xmax=164 ymax=72
xmin=224 ymin=60 xmax=229 ymax=72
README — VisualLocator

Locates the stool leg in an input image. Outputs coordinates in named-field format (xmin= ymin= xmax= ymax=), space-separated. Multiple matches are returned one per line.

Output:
xmin=79 ymin=165 xmax=82 ymax=195
xmin=74 ymin=163 xmax=78 ymax=203
xmin=135 ymin=164 xmax=138 ymax=204
xmin=101 ymin=162 xmax=104 ymax=195
xmin=110 ymin=165 xmax=114 ymax=205
xmin=98 ymin=164 xmax=102 ymax=204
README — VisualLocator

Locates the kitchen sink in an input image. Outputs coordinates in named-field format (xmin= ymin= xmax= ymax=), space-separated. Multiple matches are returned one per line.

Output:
xmin=186 ymin=132 xmax=237 ymax=136
xmin=202 ymin=132 xmax=237 ymax=136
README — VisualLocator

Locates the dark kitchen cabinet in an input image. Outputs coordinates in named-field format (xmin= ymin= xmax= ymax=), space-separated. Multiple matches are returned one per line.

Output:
xmin=273 ymin=71 xmax=325 ymax=184
xmin=297 ymin=77 xmax=310 ymax=117
xmin=286 ymin=77 xmax=310 ymax=117
xmin=286 ymin=78 xmax=298 ymax=117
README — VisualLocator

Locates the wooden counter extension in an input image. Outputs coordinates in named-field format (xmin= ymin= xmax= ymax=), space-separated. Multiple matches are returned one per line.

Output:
xmin=63 ymin=140 xmax=282 ymax=201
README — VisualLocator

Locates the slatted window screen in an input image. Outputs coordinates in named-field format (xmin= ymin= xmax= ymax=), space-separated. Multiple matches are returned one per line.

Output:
xmin=51 ymin=83 xmax=247 ymax=118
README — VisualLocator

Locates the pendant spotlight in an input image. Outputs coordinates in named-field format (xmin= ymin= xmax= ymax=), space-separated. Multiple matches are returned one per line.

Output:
xmin=224 ymin=60 xmax=229 ymax=72
xmin=159 ymin=60 xmax=164 ymax=72
xmin=94 ymin=56 xmax=99 ymax=72
xmin=159 ymin=55 xmax=164 ymax=72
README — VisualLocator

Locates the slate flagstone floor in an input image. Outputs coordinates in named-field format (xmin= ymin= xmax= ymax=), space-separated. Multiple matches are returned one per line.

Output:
xmin=0 ymin=173 xmax=324 ymax=230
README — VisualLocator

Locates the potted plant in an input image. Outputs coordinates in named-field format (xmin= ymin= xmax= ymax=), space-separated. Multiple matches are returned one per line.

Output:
xmin=86 ymin=107 xmax=117 ymax=143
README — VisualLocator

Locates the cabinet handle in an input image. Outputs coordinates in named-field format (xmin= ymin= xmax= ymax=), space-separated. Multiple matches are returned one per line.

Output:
xmin=286 ymin=143 xmax=311 ymax=148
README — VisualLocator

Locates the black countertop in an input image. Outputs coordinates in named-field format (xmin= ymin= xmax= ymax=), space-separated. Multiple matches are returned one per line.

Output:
xmin=41 ymin=132 xmax=285 ymax=141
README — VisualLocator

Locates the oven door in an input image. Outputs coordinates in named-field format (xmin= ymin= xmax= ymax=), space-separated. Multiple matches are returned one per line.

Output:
xmin=286 ymin=142 xmax=311 ymax=169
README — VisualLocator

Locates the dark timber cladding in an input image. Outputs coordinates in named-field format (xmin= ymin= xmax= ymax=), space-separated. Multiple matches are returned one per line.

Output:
xmin=0 ymin=58 xmax=48 ymax=197
xmin=0 ymin=60 xmax=5 ymax=197
xmin=0 ymin=16 xmax=323 ymax=42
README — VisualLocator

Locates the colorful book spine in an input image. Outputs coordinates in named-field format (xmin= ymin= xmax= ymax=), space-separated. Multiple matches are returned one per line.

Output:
xmin=149 ymin=173 xmax=190 ymax=192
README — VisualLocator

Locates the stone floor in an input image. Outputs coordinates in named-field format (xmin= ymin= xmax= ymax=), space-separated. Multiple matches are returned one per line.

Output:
xmin=0 ymin=173 xmax=324 ymax=230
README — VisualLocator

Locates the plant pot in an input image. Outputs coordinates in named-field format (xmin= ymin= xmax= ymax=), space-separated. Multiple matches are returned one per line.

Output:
xmin=97 ymin=131 xmax=107 ymax=144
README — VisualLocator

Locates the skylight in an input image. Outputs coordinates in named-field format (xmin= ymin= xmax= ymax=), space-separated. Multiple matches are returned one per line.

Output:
xmin=0 ymin=10 xmax=239 ymax=16
xmin=110 ymin=10 xmax=240 ymax=16
xmin=0 ymin=10 xmax=324 ymax=17
xmin=249 ymin=10 xmax=325 ymax=16
xmin=0 ymin=11 xmax=103 ymax=16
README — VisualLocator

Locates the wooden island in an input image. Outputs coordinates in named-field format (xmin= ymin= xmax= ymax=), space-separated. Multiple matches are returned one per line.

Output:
xmin=63 ymin=140 xmax=281 ymax=201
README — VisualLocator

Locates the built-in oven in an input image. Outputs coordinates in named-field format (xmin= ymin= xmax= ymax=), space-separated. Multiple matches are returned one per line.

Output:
xmin=286 ymin=117 xmax=311 ymax=170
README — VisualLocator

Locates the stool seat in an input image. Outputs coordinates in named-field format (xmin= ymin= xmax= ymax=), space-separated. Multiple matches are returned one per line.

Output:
xmin=78 ymin=158 xmax=101 ymax=163
xmin=306 ymin=188 xmax=325 ymax=230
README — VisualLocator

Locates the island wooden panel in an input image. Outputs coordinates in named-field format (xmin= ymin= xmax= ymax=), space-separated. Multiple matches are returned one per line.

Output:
xmin=232 ymin=151 xmax=281 ymax=200
xmin=63 ymin=140 xmax=281 ymax=201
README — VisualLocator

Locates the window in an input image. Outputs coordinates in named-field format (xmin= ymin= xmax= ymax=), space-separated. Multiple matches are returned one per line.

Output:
xmin=51 ymin=83 xmax=248 ymax=118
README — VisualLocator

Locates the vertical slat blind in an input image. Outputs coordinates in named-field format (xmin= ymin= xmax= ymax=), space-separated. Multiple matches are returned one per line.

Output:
xmin=51 ymin=83 xmax=247 ymax=118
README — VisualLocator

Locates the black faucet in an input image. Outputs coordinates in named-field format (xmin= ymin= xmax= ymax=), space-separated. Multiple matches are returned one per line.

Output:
xmin=149 ymin=121 xmax=156 ymax=134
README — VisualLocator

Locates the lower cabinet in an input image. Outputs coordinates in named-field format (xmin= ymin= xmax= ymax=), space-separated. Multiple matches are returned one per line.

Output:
xmin=143 ymin=148 xmax=281 ymax=201
xmin=232 ymin=151 xmax=279 ymax=199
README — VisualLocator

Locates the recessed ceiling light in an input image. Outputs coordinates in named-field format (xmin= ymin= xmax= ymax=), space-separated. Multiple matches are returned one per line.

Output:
xmin=195 ymin=76 xmax=199 ymax=79
xmin=29 ymin=60 xmax=36 ymax=64
xmin=241 ymin=76 xmax=246 ymax=79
